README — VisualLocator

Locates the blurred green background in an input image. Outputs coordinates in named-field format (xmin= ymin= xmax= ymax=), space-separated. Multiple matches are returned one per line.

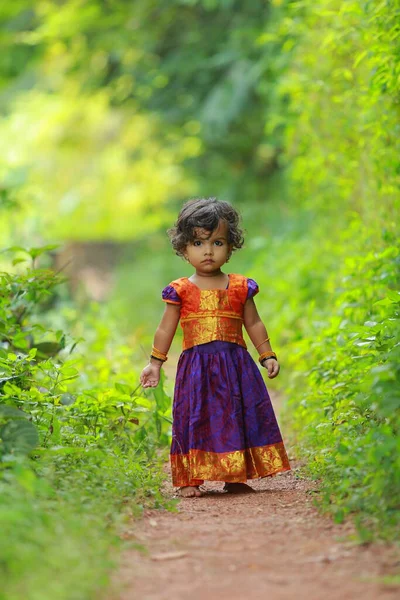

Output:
xmin=0 ymin=1 xmax=399 ymax=597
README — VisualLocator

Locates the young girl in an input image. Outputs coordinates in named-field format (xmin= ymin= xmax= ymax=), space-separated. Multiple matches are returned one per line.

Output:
xmin=140 ymin=198 xmax=290 ymax=498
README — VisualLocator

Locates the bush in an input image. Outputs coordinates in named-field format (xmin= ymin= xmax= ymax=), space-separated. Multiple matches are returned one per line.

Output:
xmin=0 ymin=247 xmax=174 ymax=599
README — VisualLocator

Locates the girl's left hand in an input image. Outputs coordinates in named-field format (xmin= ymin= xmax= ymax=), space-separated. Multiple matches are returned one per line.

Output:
xmin=264 ymin=359 xmax=280 ymax=378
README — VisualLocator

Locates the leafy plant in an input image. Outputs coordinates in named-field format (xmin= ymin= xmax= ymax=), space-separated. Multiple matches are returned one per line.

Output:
xmin=0 ymin=247 xmax=174 ymax=599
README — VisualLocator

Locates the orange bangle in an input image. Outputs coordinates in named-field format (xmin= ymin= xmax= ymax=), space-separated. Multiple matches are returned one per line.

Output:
xmin=258 ymin=351 xmax=277 ymax=365
xmin=255 ymin=337 xmax=270 ymax=350
xmin=151 ymin=346 xmax=168 ymax=362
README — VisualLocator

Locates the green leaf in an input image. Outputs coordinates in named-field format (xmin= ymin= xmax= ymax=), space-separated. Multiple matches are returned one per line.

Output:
xmin=12 ymin=257 xmax=29 ymax=266
xmin=60 ymin=393 xmax=76 ymax=406
xmin=115 ymin=382 xmax=132 ymax=395
xmin=60 ymin=366 xmax=79 ymax=377
xmin=353 ymin=50 xmax=368 ymax=68
xmin=134 ymin=397 xmax=153 ymax=409
xmin=0 ymin=405 xmax=28 ymax=419
xmin=2 ymin=246 xmax=30 ymax=255
xmin=373 ymin=298 xmax=392 ymax=306
xmin=34 ymin=342 xmax=62 ymax=359
xmin=28 ymin=245 xmax=60 ymax=259
xmin=0 ymin=419 xmax=39 ymax=454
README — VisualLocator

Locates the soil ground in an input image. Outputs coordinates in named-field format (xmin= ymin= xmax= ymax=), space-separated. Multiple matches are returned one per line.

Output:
xmin=113 ymin=391 xmax=400 ymax=600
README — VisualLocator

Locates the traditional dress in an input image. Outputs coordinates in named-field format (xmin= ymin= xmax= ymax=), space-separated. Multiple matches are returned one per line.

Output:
xmin=162 ymin=273 xmax=291 ymax=487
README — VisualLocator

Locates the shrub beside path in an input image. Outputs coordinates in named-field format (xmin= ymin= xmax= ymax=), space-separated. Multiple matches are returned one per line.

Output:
xmin=113 ymin=392 xmax=399 ymax=600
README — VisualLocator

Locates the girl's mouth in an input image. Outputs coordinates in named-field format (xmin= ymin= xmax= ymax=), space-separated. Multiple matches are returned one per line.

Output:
xmin=202 ymin=259 xmax=214 ymax=264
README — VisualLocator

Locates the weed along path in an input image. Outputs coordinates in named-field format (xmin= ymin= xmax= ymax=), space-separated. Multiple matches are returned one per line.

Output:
xmin=114 ymin=391 xmax=399 ymax=600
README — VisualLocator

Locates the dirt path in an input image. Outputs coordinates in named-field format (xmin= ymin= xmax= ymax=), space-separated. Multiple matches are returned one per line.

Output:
xmin=114 ymin=393 xmax=399 ymax=600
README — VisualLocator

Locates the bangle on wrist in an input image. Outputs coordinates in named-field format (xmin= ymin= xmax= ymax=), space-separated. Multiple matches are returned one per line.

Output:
xmin=258 ymin=351 xmax=277 ymax=365
xmin=261 ymin=357 xmax=277 ymax=365
xmin=255 ymin=337 xmax=270 ymax=350
xmin=151 ymin=346 xmax=168 ymax=362
xmin=150 ymin=355 xmax=165 ymax=363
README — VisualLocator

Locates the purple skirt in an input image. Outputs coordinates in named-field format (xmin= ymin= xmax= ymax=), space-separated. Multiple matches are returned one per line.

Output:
xmin=170 ymin=341 xmax=291 ymax=486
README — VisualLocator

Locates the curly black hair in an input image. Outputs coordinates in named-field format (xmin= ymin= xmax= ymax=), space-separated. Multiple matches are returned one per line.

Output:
xmin=167 ymin=197 xmax=244 ymax=257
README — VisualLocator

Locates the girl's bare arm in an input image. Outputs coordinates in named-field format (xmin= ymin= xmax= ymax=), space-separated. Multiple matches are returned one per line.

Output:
xmin=243 ymin=298 xmax=280 ymax=379
xmin=140 ymin=303 xmax=181 ymax=388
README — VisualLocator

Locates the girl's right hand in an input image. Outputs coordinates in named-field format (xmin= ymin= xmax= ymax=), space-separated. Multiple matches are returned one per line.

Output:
xmin=140 ymin=363 xmax=161 ymax=388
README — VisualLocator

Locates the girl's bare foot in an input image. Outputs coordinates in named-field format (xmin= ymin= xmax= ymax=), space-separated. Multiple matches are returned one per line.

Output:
xmin=179 ymin=486 xmax=204 ymax=498
xmin=223 ymin=482 xmax=256 ymax=494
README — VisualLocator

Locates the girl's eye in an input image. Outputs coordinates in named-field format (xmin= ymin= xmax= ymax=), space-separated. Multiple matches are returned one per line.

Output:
xmin=214 ymin=241 xmax=223 ymax=246
xmin=193 ymin=241 xmax=202 ymax=247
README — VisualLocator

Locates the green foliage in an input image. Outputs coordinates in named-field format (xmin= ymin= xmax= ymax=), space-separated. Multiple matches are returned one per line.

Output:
xmin=280 ymin=232 xmax=400 ymax=539
xmin=0 ymin=248 xmax=174 ymax=599
xmin=0 ymin=0 xmax=287 ymax=244
xmin=0 ymin=451 xmax=170 ymax=600
xmin=0 ymin=246 xmax=171 ymax=455
xmin=272 ymin=0 xmax=400 ymax=223
xmin=253 ymin=0 xmax=400 ymax=539
xmin=0 ymin=0 xmax=398 ymax=564
xmin=0 ymin=462 xmax=113 ymax=600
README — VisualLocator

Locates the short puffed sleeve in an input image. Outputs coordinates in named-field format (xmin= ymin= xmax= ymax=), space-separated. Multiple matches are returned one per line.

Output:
xmin=246 ymin=278 xmax=259 ymax=300
xmin=162 ymin=284 xmax=181 ymax=305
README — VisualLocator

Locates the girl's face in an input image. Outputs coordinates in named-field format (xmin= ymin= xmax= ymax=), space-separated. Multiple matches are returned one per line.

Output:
xmin=184 ymin=220 xmax=232 ymax=274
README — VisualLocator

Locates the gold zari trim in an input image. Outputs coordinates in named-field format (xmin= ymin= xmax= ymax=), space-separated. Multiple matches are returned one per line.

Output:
xmin=180 ymin=314 xmax=247 ymax=350
xmin=170 ymin=442 xmax=291 ymax=487
xmin=181 ymin=313 xmax=243 ymax=322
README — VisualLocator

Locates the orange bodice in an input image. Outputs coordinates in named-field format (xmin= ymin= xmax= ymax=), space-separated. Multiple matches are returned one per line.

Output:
xmin=163 ymin=274 xmax=251 ymax=350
